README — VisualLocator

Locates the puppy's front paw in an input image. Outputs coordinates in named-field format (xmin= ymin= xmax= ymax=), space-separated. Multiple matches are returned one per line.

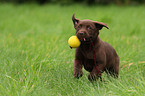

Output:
xmin=88 ymin=74 xmax=97 ymax=81
xmin=88 ymin=73 xmax=102 ymax=81
xmin=74 ymin=71 xmax=83 ymax=79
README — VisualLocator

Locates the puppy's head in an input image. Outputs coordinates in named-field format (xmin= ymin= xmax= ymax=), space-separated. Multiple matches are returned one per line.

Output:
xmin=72 ymin=13 xmax=109 ymax=42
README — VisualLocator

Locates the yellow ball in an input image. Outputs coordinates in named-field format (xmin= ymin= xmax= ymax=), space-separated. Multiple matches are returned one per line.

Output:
xmin=68 ymin=36 xmax=81 ymax=48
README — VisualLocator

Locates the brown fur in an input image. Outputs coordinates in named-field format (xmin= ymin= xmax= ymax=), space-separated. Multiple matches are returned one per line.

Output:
xmin=72 ymin=14 xmax=119 ymax=81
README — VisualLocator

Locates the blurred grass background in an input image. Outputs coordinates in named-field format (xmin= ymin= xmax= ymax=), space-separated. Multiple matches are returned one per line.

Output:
xmin=0 ymin=2 xmax=145 ymax=96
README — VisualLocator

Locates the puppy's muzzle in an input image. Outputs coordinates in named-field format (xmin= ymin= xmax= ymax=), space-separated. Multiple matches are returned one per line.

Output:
xmin=78 ymin=31 xmax=84 ymax=36
xmin=77 ymin=31 xmax=88 ymax=41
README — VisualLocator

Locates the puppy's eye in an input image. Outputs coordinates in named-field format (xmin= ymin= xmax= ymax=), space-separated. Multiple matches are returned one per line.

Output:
xmin=88 ymin=26 xmax=92 ymax=30
xmin=78 ymin=25 xmax=81 ymax=28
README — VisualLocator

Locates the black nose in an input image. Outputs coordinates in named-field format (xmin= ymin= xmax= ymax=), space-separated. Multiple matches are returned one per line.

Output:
xmin=79 ymin=32 xmax=84 ymax=35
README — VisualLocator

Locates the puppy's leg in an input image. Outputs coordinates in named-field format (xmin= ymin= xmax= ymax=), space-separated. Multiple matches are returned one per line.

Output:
xmin=106 ymin=58 xmax=119 ymax=78
xmin=74 ymin=59 xmax=83 ymax=79
xmin=88 ymin=67 xmax=99 ymax=81
xmin=108 ymin=65 xmax=119 ymax=78
xmin=88 ymin=64 xmax=104 ymax=81
xmin=107 ymin=67 xmax=119 ymax=78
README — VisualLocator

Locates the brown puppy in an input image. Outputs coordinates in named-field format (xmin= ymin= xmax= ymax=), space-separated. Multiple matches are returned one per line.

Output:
xmin=72 ymin=14 xmax=119 ymax=81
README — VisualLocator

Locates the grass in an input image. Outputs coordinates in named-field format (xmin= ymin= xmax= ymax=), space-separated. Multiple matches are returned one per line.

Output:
xmin=0 ymin=3 xmax=145 ymax=96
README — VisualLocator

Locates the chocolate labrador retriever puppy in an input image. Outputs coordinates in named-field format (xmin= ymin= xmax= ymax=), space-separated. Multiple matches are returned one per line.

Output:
xmin=72 ymin=14 xmax=119 ymax=81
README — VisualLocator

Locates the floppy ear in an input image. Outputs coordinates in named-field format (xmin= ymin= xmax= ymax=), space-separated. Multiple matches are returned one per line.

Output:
xmin=72 ymin=13 xmax=80 ymax=27
xmin=93 ymin=21 xmax=109 ymax=30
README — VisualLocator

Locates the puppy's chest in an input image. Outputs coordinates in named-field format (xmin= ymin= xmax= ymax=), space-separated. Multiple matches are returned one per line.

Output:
xmin=81 ymin=50 xmax=94 ymax=59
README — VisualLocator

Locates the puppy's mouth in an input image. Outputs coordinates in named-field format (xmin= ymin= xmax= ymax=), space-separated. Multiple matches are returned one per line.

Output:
xmin=83 ymin=37 xmax=90 ymax=42
xmin=78 ymin=37 xmax=92 ymax=43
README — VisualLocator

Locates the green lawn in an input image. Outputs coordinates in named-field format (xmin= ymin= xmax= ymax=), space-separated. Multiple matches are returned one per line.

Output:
xmin=0 ymin=3 xmax=145 ymax=96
